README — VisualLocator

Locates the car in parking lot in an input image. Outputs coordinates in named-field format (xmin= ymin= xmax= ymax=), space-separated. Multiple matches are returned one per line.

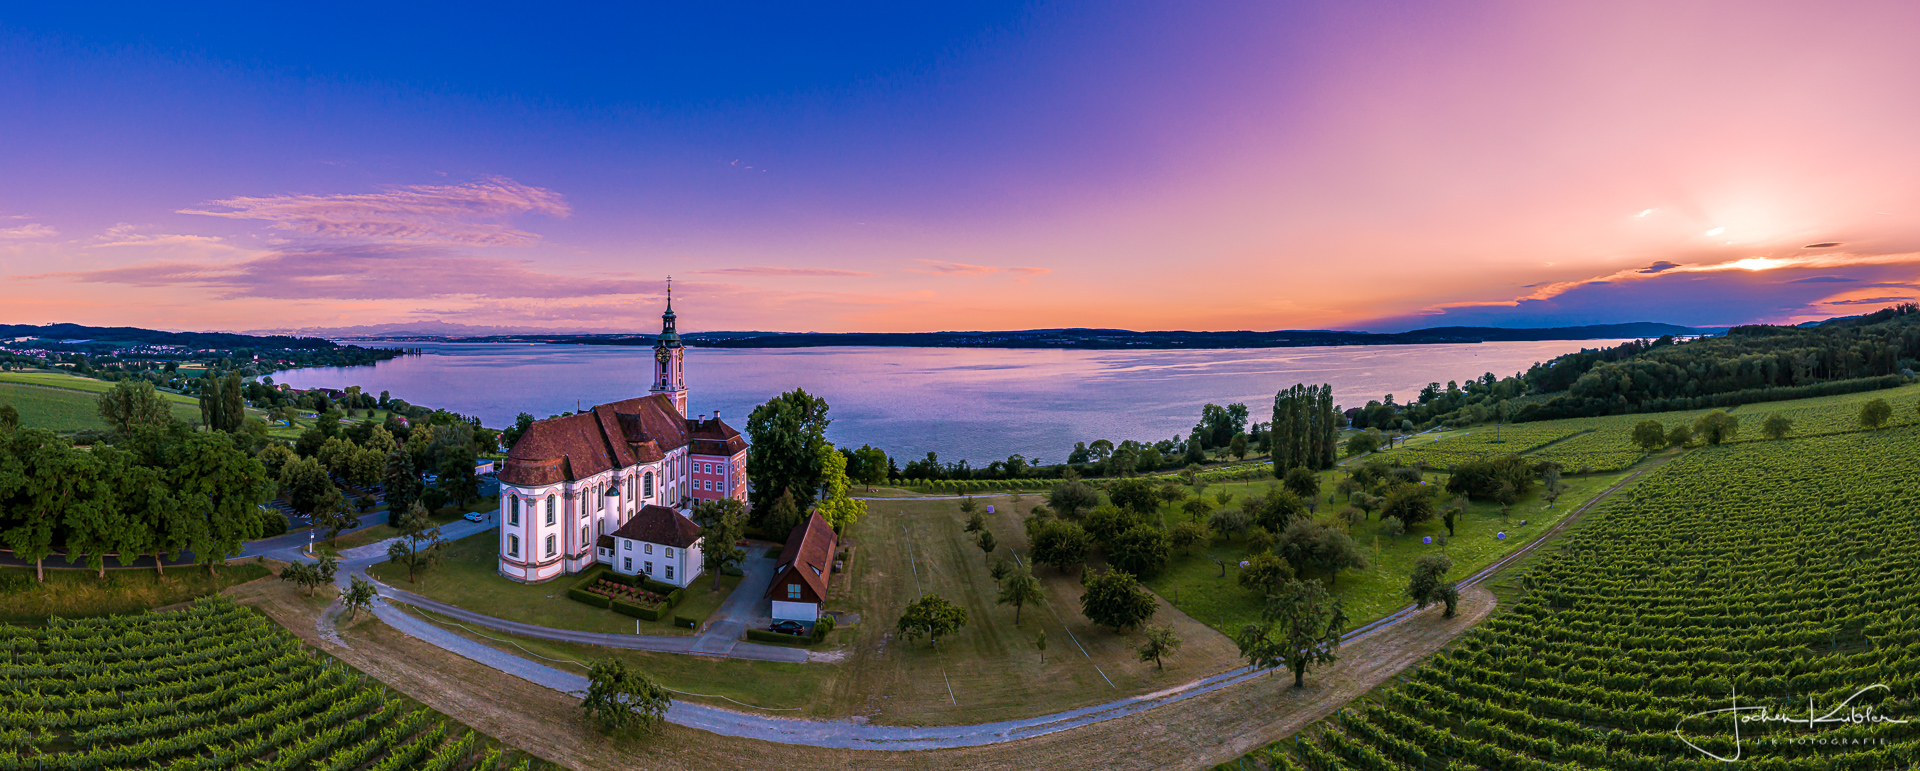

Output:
xmin=463 ymin=511 xmax=485 ymax=523
xmin=768 ymin=620 xmax=805 ymax=635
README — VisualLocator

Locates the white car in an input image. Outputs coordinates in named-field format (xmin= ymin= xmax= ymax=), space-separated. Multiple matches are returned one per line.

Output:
xmin=463 ymin=511 xmax=484 ymax=523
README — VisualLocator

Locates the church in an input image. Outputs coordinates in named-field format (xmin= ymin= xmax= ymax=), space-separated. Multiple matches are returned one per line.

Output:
xmin=495 ymin=293 xmax=749 ymax=584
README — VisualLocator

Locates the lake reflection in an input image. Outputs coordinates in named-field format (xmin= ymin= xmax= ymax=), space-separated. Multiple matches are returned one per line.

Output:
xmin=272 ymin=340 xmax=1614 ymax=465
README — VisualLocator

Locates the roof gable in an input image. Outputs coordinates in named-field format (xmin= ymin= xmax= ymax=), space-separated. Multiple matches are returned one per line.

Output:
xmin=611 ymin=504 xmax=703 ymax=549
xmin=765 ymin=512 xmax=836 ymax=602
xmin=501 ymin=394 xmax=699 ymax=486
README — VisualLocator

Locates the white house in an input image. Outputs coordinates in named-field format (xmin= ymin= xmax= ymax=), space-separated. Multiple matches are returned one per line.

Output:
xmin=601 ymin=504 xmax=704 ymax=587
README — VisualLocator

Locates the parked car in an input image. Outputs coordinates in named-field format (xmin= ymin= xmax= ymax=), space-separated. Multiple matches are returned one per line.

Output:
xmin=768 ymin=620 xmax=805 ymax=635
xmin=463 ymin=511 xmax=485 ymax=523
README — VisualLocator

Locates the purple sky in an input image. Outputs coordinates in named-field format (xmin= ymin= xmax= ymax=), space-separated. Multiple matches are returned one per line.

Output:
xmin=3 ymin=1 xmax=1919 ymax=334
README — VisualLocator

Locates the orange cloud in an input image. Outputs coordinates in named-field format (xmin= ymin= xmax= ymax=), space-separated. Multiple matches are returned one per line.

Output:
xmin=178 ymin=176 xmax=569 ymax=246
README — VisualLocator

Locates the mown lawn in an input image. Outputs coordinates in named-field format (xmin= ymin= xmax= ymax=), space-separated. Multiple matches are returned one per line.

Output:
xmin=0 ymin=382 xmax=202 ymax=432
xmin=368 ymin=531 xmax=735 ymax=637
xmin=0 ymin=562 xmax=273 ymax=623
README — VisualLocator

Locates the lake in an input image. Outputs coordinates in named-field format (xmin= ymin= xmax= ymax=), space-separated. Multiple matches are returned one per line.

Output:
xmin=271 ymin=340 xmax=1617 ymax=466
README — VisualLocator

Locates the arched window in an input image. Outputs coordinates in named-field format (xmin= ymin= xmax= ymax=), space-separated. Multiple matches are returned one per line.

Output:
xmin=644 ymin=472 xmax=654 ymax=498
xmin=581 ymin=526 xmax=588 ymax=549
xmin=509 ymin=497 xmax=520 ymax=526
xmin=545 ymin=495 xmax=555 ymax=525
xmin=545 ymin=534 xmax=555 ymax=557
xmin=597 ymin=486 xmax=605 ymax=511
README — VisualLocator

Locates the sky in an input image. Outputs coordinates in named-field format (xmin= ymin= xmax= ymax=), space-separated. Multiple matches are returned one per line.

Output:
xmin=4 ymin=1 xmax=1920 ymax=335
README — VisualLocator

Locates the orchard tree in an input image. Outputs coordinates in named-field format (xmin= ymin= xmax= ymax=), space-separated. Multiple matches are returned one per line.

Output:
xmin=1281 ymin=467 xmax=1320 ymax=502
xmin=386 ymin=502 xmax=444 ymax=583
xmin=340 ymin=576 xmax=378 ymax=621
xmin=1106 ymin=525 xmax=1170 ymax=578
xmin=1028 ymin=518 xmax=1090 ymax=573
xmin=1137 ymin=625 xmax=1182 ymax=670
xmin=996 ymin=565 xmax=1045 ymax=625
xmin=897 ymin=594 xmax=968 ymax=648
xmin=1237 ymin=578 xmax=1347 ymax=688
xmin=1406 ymin=553 xmax=1459 ymax=618
xmin=582 ymin=659 xmax=672 ymax=735
xmin=1238 ymin=552 xmax=1293 ymax=596
xmin=1167 ymin=520 xmax=1211 ymax=554
xmin=976 ymin=529 xmax=997 ymax=563
xmin=1048 ymin=476 xmax=1098 ymax=519
xmin=97 ymin=380 xmax=174 ymax=438
xmin=1080 ymin=569 xmax=1156 ymax=633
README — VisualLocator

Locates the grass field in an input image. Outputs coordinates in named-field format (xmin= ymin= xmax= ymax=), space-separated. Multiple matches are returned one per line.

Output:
xmin=0 ymin=381 xmax=203 ymax=431
xmin=367 ymin=531 xmax=740 ymax=637
xmin=0 ymin=561 xmax=273 ymax=623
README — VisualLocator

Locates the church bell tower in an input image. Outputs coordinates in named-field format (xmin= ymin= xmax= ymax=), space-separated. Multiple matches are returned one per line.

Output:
xmin=651 ymin=279 xmax=687 ymax=416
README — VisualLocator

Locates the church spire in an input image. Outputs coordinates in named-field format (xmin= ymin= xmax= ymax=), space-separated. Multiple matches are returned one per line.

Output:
xmin=658 ymin=277 xmax=680 ymax=346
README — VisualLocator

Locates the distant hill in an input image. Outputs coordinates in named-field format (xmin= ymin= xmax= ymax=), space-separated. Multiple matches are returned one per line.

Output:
xmin=0 ymin=323 xmax=343 ymax=350
xmin=427 ymin=322 xmax=1705 ymax=350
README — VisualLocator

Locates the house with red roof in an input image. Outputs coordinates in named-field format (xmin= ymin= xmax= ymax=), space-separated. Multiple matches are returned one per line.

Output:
xmin=766 ymin=511 xmax=837 ymax=621
xmin=494 ymin=292 xmax=749 ymax=584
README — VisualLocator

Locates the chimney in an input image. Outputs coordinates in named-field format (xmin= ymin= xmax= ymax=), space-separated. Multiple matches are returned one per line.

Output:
xmin=712 ymin=409 xmax=720 ymax=423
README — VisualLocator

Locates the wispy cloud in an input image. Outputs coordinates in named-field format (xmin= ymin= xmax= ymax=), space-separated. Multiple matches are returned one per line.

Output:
xmin=0 ymin=224 xmax=57 ymax=239
xmin=178 ymin=176 xmax=570 ymax=246
xmin=911 ymin=259 xmax=1051 ymax=278
xmin=17 ymin=245 xmax=658 ymax=301
xmin=93 ymin=224 xmax=230 ymax=248
xmin=693 ymin=266 xmax=878 ymax=277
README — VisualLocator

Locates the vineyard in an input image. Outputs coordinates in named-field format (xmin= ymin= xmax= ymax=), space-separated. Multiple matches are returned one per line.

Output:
xmin=1240 ymin=425 xmax=1920 ymax=769
xmin=0 ymin=597 xmax=538 ymax=771
xmin=1372 ymin=423 xmax=1585 ymax=468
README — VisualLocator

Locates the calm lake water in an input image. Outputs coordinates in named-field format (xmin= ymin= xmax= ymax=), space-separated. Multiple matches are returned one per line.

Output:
xmin=272 ymin=340 xmax=1617 ymax=466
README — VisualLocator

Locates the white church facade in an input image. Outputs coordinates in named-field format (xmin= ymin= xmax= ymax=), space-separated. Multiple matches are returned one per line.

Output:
xmin=495 ymin=293 xmax=750 ymax=584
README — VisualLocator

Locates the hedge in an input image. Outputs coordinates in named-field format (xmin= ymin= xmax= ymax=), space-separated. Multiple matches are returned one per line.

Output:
xmin=673 ymin=615 xmax=697 ymax=629
xmin=567 ymin=588 xmax=611 ymax=608
xmin=611 ymin=598 xmax=662 ymax=621
xmin=745 ymin=628 xmax=815 ymax=646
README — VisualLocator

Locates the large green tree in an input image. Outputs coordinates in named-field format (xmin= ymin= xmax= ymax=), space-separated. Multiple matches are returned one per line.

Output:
xmin=996 ymin=564 xmax=1045 ymax=625
xmin=897 ymin=594 xmax=968 ymax=649
xmin=1271 ymin=383 xmax=1338 ymax=472
xmin=1028 ymin=518 xmax=1090 ymax=574
xmin=97 ymin=380 xmax=174 ymax=438
xmin=168 ymin=432 xmax=272 ymax=571
xmin=1406 ymin=552 xmax=1459 ymax=618
xmin=745 ymin=389 xmax=832 ymax=522
xmin=1106 ymin=525 xmax=1170 ymax=579
xmin=813 ymin=444 xmax=866 ymax=530
xmin=1080 ymin=568 xmax=1157 ymax=633
xmin=1237 ymin=578 xmax=1347 ymax=688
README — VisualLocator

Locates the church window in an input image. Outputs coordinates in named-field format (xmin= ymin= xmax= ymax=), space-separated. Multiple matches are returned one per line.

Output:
xmin=508 ymin=535 xmax=519 ymax=557
xmin=545 ymin=496 xmax=555 ymax=525
xmin=581 ymin=526 xmax=588 ymax=549
xmin=644 ymin=472 xmax=654 ymax=498
xmin=509 ymin=498 xmax=520 ymax=526
xmin=545 ymin=535 xmax=556 ymax=557
xmin=597 ymin=488 xmax=605 ymax=511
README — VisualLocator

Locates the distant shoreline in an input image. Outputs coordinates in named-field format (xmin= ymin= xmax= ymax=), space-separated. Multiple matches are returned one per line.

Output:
xmin=325 ymin=322 xmax=1707 ymax=350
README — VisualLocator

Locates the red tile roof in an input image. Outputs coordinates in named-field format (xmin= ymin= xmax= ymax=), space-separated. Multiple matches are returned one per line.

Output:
xmin=765 ymin=512 xmax=836 ymax=604
xmin=500 ymin=394 xmax=747 ymax=486
xmin=611 ymin=504 xmax=703 ymax=549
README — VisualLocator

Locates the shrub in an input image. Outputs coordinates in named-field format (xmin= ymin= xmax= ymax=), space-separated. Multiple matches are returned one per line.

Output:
xmin=746 ymin=628 xmax=814 ymax=646
xmin=611 ymin=598 xmax=662 ymax=621
xmin=673 ymin=615 xmax=697 ymax=629
xmin=568 ymin=588 xmax=612 ymax=608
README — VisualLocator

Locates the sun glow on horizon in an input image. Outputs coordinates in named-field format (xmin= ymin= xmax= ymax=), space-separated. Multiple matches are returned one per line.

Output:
xmin=1731 ymin=257 xmax=1787 ymax=271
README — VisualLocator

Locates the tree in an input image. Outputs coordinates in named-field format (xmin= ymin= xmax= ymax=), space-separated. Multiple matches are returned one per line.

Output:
xmin=976 ymin=529 xmax=997 ymax=563
xmin=1272 ymin=383 xmax=1338 ymax=471
xmin=1167 ymin=520 xmax=1210 ymax=554
xmin=1762 ymin=413 xmax=1794 ymax=440
xmin=97 ymin=380 xmax=174 ymax=438
xmin=762 ymin=488 xmax=805 ymax=537
xmin=1692 ymin=410 xmax=1740 ymax=445
xmin=283 ymin=457 xmax=352 ymax=542
xmin=0 ymin=403 xmax=17 ymax=432
xmin=163 ymin=431 xmax=271 ymax=574
xmin=1208 ymin=506 xmax=1250 ymax=539
xmin=813 ymin=444 xmax=866 ymax=530
xmin=1344 ymin=431 xmax=1380 ymax=457
xmin=1631 ymin=419 xmax=1667 ymax=451
xmin=1236 ymin=578 xmax=1347 ymax=688
xmin=1106 ymin=525 xmax=1170 ymax=578
xmin=1106 ymin=477 xmax=1161 ymax=517
xmin=1665 ymin=423 xmax=1693 ymax=448
xmin=501 ymin=412 xmax=536 ymax=452
xmin=897 ymin=594 xmax=968 ymax=648
xmin=1406 ymin=553 xmax=1457 ymax=617
xmin=1860 ymin=398 xmax=1893 ymax=430
xmin=1028 ymin=518 xmax=1090 ymax=573
xmin=1444 ymin=454 xmax=1534 ymax=501
xmin=1083 ymin=505 xmax=1140 ymax=546
xmin=582 ymin=658 xmax=672 ymax=734
xmin=381 ymin=450 xmax=421 ymax=514
xmin=435 ymin=444 xmax=481 ymax=509
xmin=1540 ymin=465 xmax=1569 ymax=508
xmin=1048 ymin=477 xmax=1098 ymax=519
xmin=1238 ymin=552 xmax=1294 ymax=596
xmin=963 ymin=508 xmax=986 ymax=534
xmin=387 ymin=502 xmax=445 ymax=583
xmin=997 ymin=565 xmax=1045 ymax=625
xmin=340 ymin=576 xmax=378 ymax=621
xmin=746 ymin=389 xmax=832 ymax=522
xmin=1277 ymin=519 xmax=1369 ymax=586
xmin=1035 ymin=630 xmax=1048 ymax=664
xmin=1137 ymin=625 xmax=1182 ymax=670
xmin=1079 ymin=569 xmax=1156 ymax=632
xmin=693 ymin=498 xmax=747 ymax=590
xmin=197 ymin=373 xmax=226 ymax=431
xmin=1228 ymin=433 xmax=1249 ymax=460
xmin=1381 ymin=483 xmax=1438 ymax=527
xmin=1281 ymin=467 xmax=1320 ymax=502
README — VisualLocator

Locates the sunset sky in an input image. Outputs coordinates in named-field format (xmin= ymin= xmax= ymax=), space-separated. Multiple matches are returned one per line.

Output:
xmin=5 ymin=2 xmax=1920 ymax=335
